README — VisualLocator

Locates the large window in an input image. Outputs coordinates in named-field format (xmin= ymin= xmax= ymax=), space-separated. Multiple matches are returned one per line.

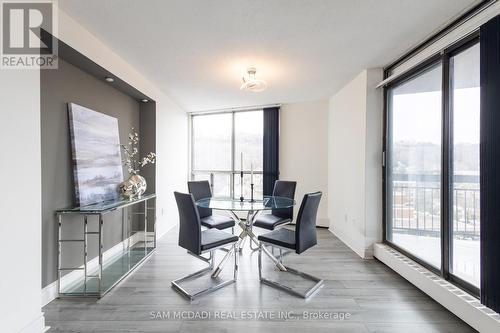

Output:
xmin=450 ymin=43 xmax=480 ymax=287
xmin=385 ymin=38 xmax=480 ymax=294
xmin=191 ymin=110 xmax=263 ymax=199
xmin=387 ymin=64 xmax=443 ymax=268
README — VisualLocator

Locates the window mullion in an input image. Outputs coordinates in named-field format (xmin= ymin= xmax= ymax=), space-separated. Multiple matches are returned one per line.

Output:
xmin=230 ymin=111 xmax=235 ymax=199
xmin=190 ymin=115 xmax=194 ymax=180
xmin=441 ymin=54 xmax=452 ymax=280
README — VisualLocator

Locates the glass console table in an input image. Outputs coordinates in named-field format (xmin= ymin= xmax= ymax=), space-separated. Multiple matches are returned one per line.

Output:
xmin=56 ymin=194 xmax=156 ymax=298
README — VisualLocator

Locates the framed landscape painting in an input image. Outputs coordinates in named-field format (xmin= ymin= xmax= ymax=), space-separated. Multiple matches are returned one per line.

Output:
xmin=68 ymin=103 xmax=123 ymax=206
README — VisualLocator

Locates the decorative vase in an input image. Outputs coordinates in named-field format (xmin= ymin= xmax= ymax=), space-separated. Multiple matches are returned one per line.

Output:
xmin=120 ymin=174 xmax=147 ymax=199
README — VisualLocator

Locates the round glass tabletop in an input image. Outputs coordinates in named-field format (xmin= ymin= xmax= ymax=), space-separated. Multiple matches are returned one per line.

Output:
xmin=195 ymin=196 xmax=295 ymax=211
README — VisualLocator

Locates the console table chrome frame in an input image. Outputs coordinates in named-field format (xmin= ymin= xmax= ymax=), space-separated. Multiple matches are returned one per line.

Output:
xmin=56 ymin=194 xmax=156 ymax=298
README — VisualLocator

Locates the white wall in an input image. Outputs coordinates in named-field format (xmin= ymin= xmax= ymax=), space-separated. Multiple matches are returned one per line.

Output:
xmin=364 ymin=70 xmax=384 ymax=249
xmin=0 ymin=72 xmax=46 ymax=332
xmin=56 ymin=9 xmax=188 ymax=239
xmin=280 ymin=100 xmax=329 ymax=227
xmin=155 ymin=98 xmax=189 ymax=237
xmin=328 ymin=69 xmax=383 ymax=258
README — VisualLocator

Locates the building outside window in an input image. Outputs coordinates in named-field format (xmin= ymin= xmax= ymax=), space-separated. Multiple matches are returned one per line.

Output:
xmin=385 ymin=40 xmax=480 ymax=293
xmin=191 ymin=110 xmax=264 ymax=199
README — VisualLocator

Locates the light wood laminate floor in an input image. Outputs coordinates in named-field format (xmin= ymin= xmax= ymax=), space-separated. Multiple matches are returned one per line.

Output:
xmin=44 ymin=227 xmax=476 ymax=333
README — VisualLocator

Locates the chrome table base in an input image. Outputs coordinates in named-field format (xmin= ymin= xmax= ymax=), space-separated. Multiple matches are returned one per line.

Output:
xmin=211 ymin=210 xmax=286 ymax=278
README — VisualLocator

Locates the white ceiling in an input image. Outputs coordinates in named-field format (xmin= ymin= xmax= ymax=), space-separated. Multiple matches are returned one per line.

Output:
xmin=59 ymin=0 xmax=480 ymax=112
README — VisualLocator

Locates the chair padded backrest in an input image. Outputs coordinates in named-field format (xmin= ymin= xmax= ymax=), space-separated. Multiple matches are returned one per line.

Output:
xmin=272 ymin=180 xmax=297 ymax=219
xmin=295 ymin=191 xmax=322 ymax=254
xmin=174 ymin=191 xmax=201 ymax=254
xmin=187 ymin=180 xmax=212 ymax=218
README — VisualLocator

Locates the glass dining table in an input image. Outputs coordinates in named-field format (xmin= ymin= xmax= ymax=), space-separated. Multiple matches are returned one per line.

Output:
xmin=195 ymin=196 xmax=295 ymax=277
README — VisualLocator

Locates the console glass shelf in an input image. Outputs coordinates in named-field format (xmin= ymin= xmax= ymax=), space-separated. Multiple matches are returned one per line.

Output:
xmin=56 ymin=194 xmax=156 ymax=298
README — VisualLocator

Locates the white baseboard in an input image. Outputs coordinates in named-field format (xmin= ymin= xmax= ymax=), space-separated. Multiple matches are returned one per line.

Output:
xmin=329 ymin=226 xmax=373 ymax=259
xmin=316 ymin=217 xmax=330 ymax=228
xmin=156 ymin=221 xmax=177 ymax=241
xmin=42 ymin=232 xmax=147 ymax=307
xmin=18 ymin=312 xmax=48 ymax=333
xmin=41 ymin=280 xmax=58 ymax=308
xmin=374 ymin=243 xmax=500 ymax=333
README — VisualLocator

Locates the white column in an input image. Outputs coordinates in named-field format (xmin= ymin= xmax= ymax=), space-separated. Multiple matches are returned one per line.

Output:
xmin=0 ymin=69 xmax=46 ymax=332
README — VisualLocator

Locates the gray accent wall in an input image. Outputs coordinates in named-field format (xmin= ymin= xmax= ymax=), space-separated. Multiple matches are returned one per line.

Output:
xmin=139 ymin=101 xmax=156 ymax=194
xmin=41 ymin=59 xmax=144 ymax=288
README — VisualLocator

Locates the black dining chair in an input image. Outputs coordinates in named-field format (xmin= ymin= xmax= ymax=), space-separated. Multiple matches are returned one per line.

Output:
xmin=258 ymin=191 xmax=323 ymax=299
xmin=253 ymin=180 xmax=297 ymax=230
xmin=171 ymin=192 xmax=239 ymax=300
xmin=250 ymin=180 xmax=296 ymax=251
xmin=188 ymin=180 xmax=235 ymax=234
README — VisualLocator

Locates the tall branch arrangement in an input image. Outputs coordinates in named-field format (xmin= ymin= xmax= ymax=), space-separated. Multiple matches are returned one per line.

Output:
xmin=121 ymin=128 xmax=156 ymax=175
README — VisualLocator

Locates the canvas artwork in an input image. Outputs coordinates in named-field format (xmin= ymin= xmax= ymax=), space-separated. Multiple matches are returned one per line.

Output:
xmin=68 ymin=103 xmax=124 ymax=206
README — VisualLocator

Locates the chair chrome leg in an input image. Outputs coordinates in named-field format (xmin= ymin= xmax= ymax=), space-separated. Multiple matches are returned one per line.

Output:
xmin=171 ymin=248 xmax=238 ymax=300
xmin=187 ymin=250 xmax=212 ymax=263
xmin=258 ymin=245 xmax=323 ymax=299
xmin=234 ymin=243 xmax=239 ymax=281
xmin=269 ymin=246 xmax=292 ymax=258
xmin=258 ymin=243 xmax=262 ymax=280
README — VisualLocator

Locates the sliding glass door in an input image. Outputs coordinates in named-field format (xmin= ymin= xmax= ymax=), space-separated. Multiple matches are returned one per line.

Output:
xmin=450 ymin=43 xmax=481 ymax=287
xmin=387 ymin=64 xmax=443 ymax=268
xmin=385 ymin=37 xmax=480 ymax=294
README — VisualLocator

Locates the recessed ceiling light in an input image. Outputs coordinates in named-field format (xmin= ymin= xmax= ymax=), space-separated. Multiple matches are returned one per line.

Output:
xmin=141 ymin=99 xmax=149 ymax=103
xmin=240 ymin=67 xmax=267 ymax=92
xmin=105 ymin=77 xmax=114 ymax=83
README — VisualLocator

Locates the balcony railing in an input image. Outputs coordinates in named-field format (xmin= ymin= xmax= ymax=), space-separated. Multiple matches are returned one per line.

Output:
xmin=191 ymin=170 xmax=264 ymax=199
xmin=392 ymin=181 xmax=480 ymax=240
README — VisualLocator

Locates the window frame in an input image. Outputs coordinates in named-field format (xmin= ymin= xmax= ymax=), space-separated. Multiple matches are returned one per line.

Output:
xmin=190 ymin=109 xmax=264 ymax=199
xmin=383 ymin=32 xmax=481 ymax=297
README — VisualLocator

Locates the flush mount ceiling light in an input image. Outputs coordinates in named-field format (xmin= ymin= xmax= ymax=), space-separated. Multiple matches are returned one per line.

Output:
xmin=240 ymin=67 xmax=267 ymax=92
xmin=105 ymin=77 xmax=114 ymax=83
